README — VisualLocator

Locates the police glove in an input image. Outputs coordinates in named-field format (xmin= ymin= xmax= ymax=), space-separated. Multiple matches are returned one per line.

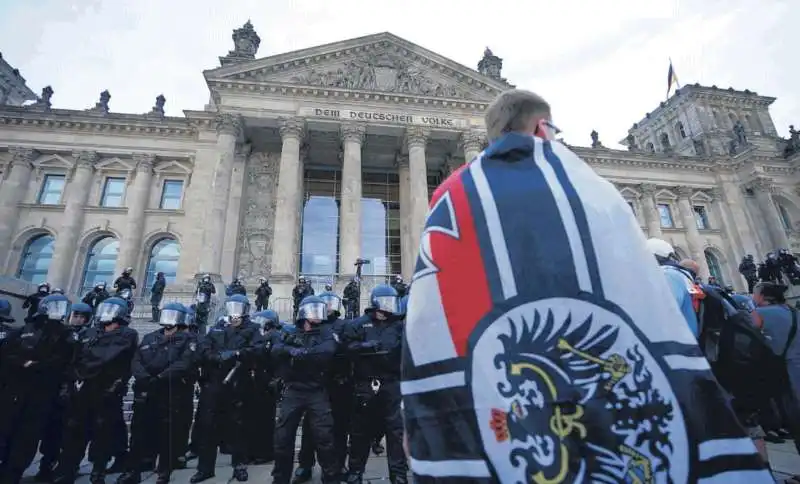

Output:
xmin=219 ymin=350 xmax=239 ymax=362
xmin=359 ymin=340 xmax=380 ymax=351
xmin=289 ymin=348 xmax=308 ymax=359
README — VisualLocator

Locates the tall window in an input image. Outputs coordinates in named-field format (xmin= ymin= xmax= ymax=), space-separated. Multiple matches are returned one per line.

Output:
xmin=705 ymin=249 xmax=724 ymax=284
xmin=80 ymin=237 xmax=119 ymax=295
xmin=693 ymin=205 xmax=709 ymax=230
xmin=657 ymin=203 xmax=674 ymax=228
xmin=777 ymin=203 xmax=792 ymax=231
xmin=300 ymin=170 xmax=340 ymax=276
xmin=16 ymin=234 xmax=55 ymax=284
xmin=38 ymin=174 xmax=65 ymax=205
xmin=100 ymin=177 xmax=126 ymax=207
xmin=361 ymin=171 xmax=401 ymax=277
xmin=145 ymin=238 xmax=180 ymax=294
xmin=160 ymin=180 xmax=184 ymax=210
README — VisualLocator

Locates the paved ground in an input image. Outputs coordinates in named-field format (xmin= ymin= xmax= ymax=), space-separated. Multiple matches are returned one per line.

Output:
xmin=18 ymin=441 xmax=800 ymax=483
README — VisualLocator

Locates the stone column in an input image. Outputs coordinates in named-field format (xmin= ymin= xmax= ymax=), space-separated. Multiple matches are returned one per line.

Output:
xmin=710 ymin=187 xmax=745 ymax=290
xmin=270 ymin=117 xmax=305 ymax=281
xmin=406 ymin=127 xmax=430 ymax=264
xmin=750 ymin=176 xmax=791 ymax=250
xmin=713 ymin=164 xmax=759 ymax=256
xmin=49 ymin=151 xmax=97 ymax=289
xmin=397 ymin=155 xmax=412 ymax=280
xmin=221 ymin=144 xmax=250 ymax=280
xmin=0 ymin=147 xmax=36 ymax=270
xmin=460 ymin=130 xmax=485 ymax=164
xmin=638 ymin=184 xmax=663 ymax=238
xmin=200 ymin=113 xmax=242 ymax=276
xmin=676 ymin=186 xmax=710 ymax=277
xmin=338 ymin=123 xmax=365 ymax=277
xmin=116 ymin=153 xmax=154 ymax=275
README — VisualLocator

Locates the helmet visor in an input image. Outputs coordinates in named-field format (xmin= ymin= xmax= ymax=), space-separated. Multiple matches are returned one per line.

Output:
xmin=69 ymin=313 xmax=89 ymax=326
xmin=225 ymin=301 xmax=247 ymax=318
xmin=299 ymin=302 xmax=327 ymax=322
xmin=320 ymin=294 xmax=342 ymax=314
xmin=196 ymin=292 xmax=208 ymax=304
xmin=253 ymin=315 xmax=278 ymax=328
xmin=160 ymin=309 xmax=186 ymax=327
xmin=43 ymin=299 xmax=70 ymax=320
xmin=373 ymin=295 xmax=399 ymax=314
xmin=96 ymin=302 xmax=125 ymax=323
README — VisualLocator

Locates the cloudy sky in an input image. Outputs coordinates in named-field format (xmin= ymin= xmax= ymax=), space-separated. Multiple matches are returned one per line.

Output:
xmin=1 ymin=0 xmax=796 ymax=148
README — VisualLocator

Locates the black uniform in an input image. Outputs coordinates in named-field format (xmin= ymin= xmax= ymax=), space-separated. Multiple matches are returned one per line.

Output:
xmin=247 ymin=324 xmax=281 ymax=464
xmin=271 ymin=323 xmax=339 ymax=484
xmin=292 ymin=284 xmax=315 ymax=320
xmin=150 ymin=276 xmax=166 ymax=322
xmin=194 ymin=282 xmax=216 ymax=333
xmin=0 ymin=317 xmax=73 ymax=483
xmin=21 ymin=289 xmax=48 ymax=320
xmin=119 ymin=329 xmax=196 ymax=481
xmin=343 ymin=282 xmax=359 ymax=319
xmin=255 ymin=282 xmax=273 ymax=311
xmin=114 ymin=275 xmax=137 ymax=293
xmin=176 ymin=329 xmax=200 ymax=464
xmin=228 ymin=281 xmax=247 ymax=296
xmin=82 ymin=287 xmax=110 ymax=310
xmin=54 ymin=324 xmax=138 ymax=483
xmin=344 ymin=314 xmax=407 ymax=484
xmin=391 ymin=281 xmax=408 ymax=298
xmin=193 ymin=320 xmax=264 ymax=477
xmin=738 ymin=257 xmax=758 ymax=293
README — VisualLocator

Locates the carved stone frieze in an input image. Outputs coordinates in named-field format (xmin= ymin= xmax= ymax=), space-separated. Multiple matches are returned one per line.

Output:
xmin=289 ymin=50 xmax=470 ymax=99
xmin=237 ymin=151 xmax=280 ymax=280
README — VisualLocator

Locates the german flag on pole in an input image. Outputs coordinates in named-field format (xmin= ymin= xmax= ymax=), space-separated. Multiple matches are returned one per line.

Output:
xmin=667 ymin=58 xmax=680 ymax=99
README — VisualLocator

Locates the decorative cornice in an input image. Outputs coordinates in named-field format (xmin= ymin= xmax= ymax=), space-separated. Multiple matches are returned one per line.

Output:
xmin=405 ymin=126 xmax=429 ymax=149
xmin=72 ymin=150 xmax=98 ymax=169
xmin=340 ymin=122 xmax=366 ymax=144
xmin=279 ymin=117 xmax=305 ymax=142
xmin=214 ymin=113 xmax=243 ymax=137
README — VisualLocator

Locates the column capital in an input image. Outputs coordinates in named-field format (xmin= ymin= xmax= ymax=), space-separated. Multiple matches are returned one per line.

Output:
xmin=8 ymin=146 xmax=38 ymax=168
xmin=279 ymin=117 xmax=306 ymax=142
xmin=459 ymin=130 xmax=486 ymax=152
xmin=405 ymin=127 xmax=429 ymax=149
xmin=748 ymin=175 xmax=777 ymax=194
xmin=215 ymin=113 xmax=243 ymax=137
xmin=132 ymin=153 xmax=156 ymax=171
xmin=340 ymin=122 xmax=366 ymax=144
xmin=675 ymin=186 xmax=695 ymax=199
xmin=71 ymin=150 xmax=98 ymax=169
xmin=710 ymin=186 xmax=724 ymax=201
xmin=638 ymin=183 xmax=658 ymax=195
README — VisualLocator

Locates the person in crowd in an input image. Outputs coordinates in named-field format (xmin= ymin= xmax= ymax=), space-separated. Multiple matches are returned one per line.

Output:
xmin=82 ymin=281 xmax=110 ymax=310
xmin=22 ymin=282 xmax=50 ymax=320
xmin=255 ymin=276 xmax=273 ymax=311
xmin=739 ymin=254 xmax=758 ymax=293
xmin=228 ymin=278 xmax=247 ymax=297
xmin=401 ymin=88 xmax=772 ymax=483
xmin=292 ymin=277 xmax=315 ymax=321
xmin=149 ymin=271 xmax=166 ymax=322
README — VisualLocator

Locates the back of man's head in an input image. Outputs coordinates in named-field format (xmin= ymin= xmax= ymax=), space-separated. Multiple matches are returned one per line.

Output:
xmin=484 ymin=89 xmax=551 ymax=141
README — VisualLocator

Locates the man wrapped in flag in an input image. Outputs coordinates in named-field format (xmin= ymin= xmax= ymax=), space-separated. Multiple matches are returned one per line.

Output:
xmin=401 ymin=89 xmax=773 ymax=483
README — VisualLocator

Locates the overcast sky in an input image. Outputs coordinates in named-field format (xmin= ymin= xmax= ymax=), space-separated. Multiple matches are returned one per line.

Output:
xmin=1 ymin=0 xmax=796 ymax=148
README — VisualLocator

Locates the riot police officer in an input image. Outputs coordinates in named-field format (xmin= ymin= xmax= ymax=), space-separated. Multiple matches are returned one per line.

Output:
xmin=294 ymin=291 xmax=351 ymax=482
xmin=255 ymin=277 xmax=273 ymax=311
xmin=0 ymin=294 xmax=73 ymax=483
xmin=191 ymin=295 xmax=264 ymax=483
xmin=35 ymin=301 xmax=95 ymax=481
xmin=0 ymin=298 xmax=13 ymax=339
xmin=390 ymin=275 xmax=408 ymax=298
xmin=194 ymin=274 xmax=216 ymax=334
xmin=228 ymin=278 xmax=247 ymax=296
xmin=272 ymin=296 xmax=340 ymax=484
xmin=247 ymin=309 xmax=282 ymax=464
xmin=114 ymin=267 xmax=137 ymax=293
xmin=22 ymin=282 xmax=50 ymax=320
xmin=344 ymin=285 xmax=408 ymax=484
xmin=343 ymin=279 xmax=360 ymax=319
xmin=292 ymin=276 xmax=314 ymax=320
xmin=117 ymin=303 xmax=196 ymax=484
xmin=82 ymin=281 xmax=110 ymax=310
xmin=53 ymin=297 xmax=139 ymax=484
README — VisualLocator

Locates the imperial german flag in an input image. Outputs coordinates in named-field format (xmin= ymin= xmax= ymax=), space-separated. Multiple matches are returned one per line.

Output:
xmin=667 ymin=59 xmax=680 ymax=99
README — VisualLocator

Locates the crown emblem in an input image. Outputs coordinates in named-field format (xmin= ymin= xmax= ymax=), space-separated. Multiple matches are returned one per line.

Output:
xmin=490 ymin=408 xmax=509 ymax=442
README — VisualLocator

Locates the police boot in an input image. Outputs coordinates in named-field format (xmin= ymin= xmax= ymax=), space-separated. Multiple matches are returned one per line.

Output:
xmin=155 ymin=471 xmax=171 ymax=484
xmin=150 ymin=307 xmax=159 ymax=322
xmin=189 ymin=471 xmax=215 ymax=483
xmin=371 ymin=438 xmax=385 ymax=455
xmin=346 ymin=472 xmax=364 ymax=484
xmin=292 ymin=467 xmax=312 ymax=484
xmin=116 ymin=471 xmax=142 ymax=484
xmin=232 ymin=464 xmax=249 ymax=482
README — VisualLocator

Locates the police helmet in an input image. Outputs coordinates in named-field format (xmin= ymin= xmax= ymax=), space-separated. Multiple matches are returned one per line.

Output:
xmin=318 ymin=291 xmax=343 ymax=317
xmin=38 ymin=282 xmax=51 ymax=293
xmin=324 ymin=283 xmax=333 ymax=292
xmin=281 ymin=322 xmax=297 ymax=334
xmin=51 ymin=287 xmax=65 ymax=295
xmin=298 ymin=295 xmax=327 ymax=322
xmin=160 ymin=302 xmax=189 ymax=328
xmin=95 ymin=281 xmax=106 ymax=290
xmin=298 ymin=276 xmax=306 ymax=283
xmin=645 ymin=238 xmax=677 ymax=261
xmin=225 ymin=294 xmax=250 ymax=319
xmin=398 ymin=295 xmax=409 ymax=317
xmin=369 ymin=284 xmax=400 ymax=315
xmin=69 ymin=302 xmax=93 ymax=326
xmin=0 ymin=298 xmax=14 ymax=323
xmin=95 ymin=297 xmax=129 ymax=324
xmin=123 ymin=267 xmax=133 ymax=275
xmin=39 ymin=294 xmax=71 ymax=321
xmin=252 ymin=309 xmax=280 ymax=330
xmin=202 ymin=274 xmax=211 ymax=283
xmin=259 ymin=276 xmax=267 ymax=283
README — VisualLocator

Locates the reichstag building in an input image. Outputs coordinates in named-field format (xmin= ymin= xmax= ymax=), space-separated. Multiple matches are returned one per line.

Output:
xmin=1 ymin=21 xmax=799 ymax=314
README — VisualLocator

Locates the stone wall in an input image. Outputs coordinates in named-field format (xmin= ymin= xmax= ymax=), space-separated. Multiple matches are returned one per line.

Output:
xmin=236 ymin=150 xmax=280 ymax=282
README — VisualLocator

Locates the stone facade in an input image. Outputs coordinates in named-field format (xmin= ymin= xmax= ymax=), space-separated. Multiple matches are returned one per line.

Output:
xmin=1 ymin=26 xmax=799 ymax=308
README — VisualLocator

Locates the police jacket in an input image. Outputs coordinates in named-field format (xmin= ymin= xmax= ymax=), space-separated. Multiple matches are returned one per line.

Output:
xmin=70 ymin=325 xmax=138 ymax=391
xmin=292 ymin=284 xmax=314 ymax=303
xmin=132 ymin=329 xmax=195 ymax=389
xmin=255 ymin=283 xmax=272 ymax=302
xmin=198 ymin=320 xmax=264 ymax=381
xmin=392 ymin=282 xmax=408 ymax=298
xmin=228 ymin=283 xmax=247 ymax=296
xmin=22 ymin=291 xmax=48 ymax=319
xmin=738 ymin=260 xmax=757 ymax=278
xmin=197 ymin=281 xmax=216 ymax=297
xmin=82 ymin=288 xmax=110 ymax=309
xmin=322 ymin=316 xmax=350 ymax=382
xmin=114 ymin=275 xmax=137 ymax=292
xmin=343 ymin=283 xmax=359 ymax=301
xmin=273 ymin=323 xmax=336 ymax=389
xmin=344 ymin=314 xmax=404 ymax=381
xmin=1 ymin=318 xmax=73 ymax=387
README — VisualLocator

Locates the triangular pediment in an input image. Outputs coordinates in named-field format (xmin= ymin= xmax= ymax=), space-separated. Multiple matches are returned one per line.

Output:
xmin=34 ymin=154 xmax=72 ymax=170
xmin=205 ymin=32 xmax=509 ymax=102
xmin=96 ymin=157 xmax=134 ymax=172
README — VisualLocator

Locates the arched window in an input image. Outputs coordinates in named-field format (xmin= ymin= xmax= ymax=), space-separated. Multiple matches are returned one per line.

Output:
xmin=16 ymin=234 xmax=55 ymax=284
xmin=777 ymin=203 xmax=792 ymax=231
xmin=80 ymin=236 xmax=119 ymax=295
xmin=675 ymin=121 xmax=687 ymax=139
xmin=705 ymin=249 xmax=724 ymax=284
xmin=145 ymin=238 xmax=180 ymax=292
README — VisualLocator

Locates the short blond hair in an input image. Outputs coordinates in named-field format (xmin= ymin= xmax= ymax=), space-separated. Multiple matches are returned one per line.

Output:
xmin=484 ymin=89 xmax=551 ymax=141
